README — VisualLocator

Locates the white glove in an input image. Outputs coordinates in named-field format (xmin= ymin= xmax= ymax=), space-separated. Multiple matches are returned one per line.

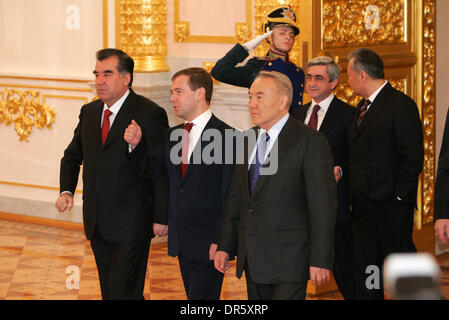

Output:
xmin=242 ymin=30 xmax=273 ymax=52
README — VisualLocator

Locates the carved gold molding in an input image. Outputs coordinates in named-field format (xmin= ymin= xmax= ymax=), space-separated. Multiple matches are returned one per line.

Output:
xmin=115 ymin=0 xmax=169 ymax=72
xmin=322 ymin=0 xmax=407 ymax=49
xmin=254 ymin=0 xmax=301 ymax=63
xmin=174 ymin=0 xmax=252 ymax=43
xmin=421 ymin=0 xmax=436 ymax=226
xmin=0 ymin=89 xmax=56 ymax=142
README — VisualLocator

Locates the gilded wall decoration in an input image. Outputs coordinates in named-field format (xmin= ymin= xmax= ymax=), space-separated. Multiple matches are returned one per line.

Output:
xmin=115 ymin=0 xmax=169 ymax=72
xmin=322 ymin=0 xmax=406 ymax=48
xmin=254 ymin=0 xmax=301 ymax=63
xmin=422 ymin=0 xmax=436 ymax=225
xmin=174 ymin=0 xmax=252 ymax=43
xmin=0 ymin=89 xmax=56 ymax=142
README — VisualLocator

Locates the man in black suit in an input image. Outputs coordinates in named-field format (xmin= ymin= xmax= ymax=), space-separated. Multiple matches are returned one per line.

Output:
xmin=293 ymin=56 xmax=355 ymax=299
xmin=55 ymin=49 xmax=169 ymax=300
xmin=347 ymin=48 xmax=424 ymax=299
xmin=214 ymin=71 xmax=338 ymax=300
xmin=124 ymin=67 xmax=235 ymax=300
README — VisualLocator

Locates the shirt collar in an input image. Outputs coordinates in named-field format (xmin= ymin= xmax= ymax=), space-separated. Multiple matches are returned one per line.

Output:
xmin=311 ymin=93 xmax=334 ymax=113
xmin=260 ymin=112 xmax=290 ymax=142
xmin=186 ymin=108 xmax=212 ymax=130
xmin=367 ymin=80 xmax=388 ymax=104
xmin=103 ymin=89 xmax=130 ymax=114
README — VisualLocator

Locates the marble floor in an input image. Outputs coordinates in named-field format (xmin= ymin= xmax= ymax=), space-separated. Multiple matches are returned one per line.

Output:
xmin=0 ymin=217 xmax=447 ymax=300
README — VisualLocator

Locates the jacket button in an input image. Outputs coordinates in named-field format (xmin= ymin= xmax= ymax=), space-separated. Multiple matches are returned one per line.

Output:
xmin=248 ymin=209 xmax=254 ymax=215
xmin=180 ymin=188 xmax=184 ymax=193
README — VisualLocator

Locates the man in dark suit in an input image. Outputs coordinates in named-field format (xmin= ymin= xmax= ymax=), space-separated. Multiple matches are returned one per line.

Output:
xmin=293 ymin=56 xmax=355 ymax=299
xmin=434 ymin=109 xmax=449 ymax=243
xmin=55 ymin=48 xmax=169 ymax=300
xmin=347 ymin=48 xmax=424 ymax=299
xmin=124 ymin=67 xmax=235 ymax=300
xmin=214 ymin=71 xmax=338 ymax=300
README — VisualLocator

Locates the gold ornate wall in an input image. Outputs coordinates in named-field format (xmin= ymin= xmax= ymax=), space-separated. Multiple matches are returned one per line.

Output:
xmin=115 ymin=0 xmax=169 ymax=72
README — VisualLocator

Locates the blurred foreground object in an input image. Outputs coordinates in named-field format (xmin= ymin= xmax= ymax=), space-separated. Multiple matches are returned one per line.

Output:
xmin=384 ymin=253 xmax=444 ymax=300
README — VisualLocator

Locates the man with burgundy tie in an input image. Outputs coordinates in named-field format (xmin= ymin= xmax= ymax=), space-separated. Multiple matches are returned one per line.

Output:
xmin=293 ymin=56 xmax=355 ymax=299
xmin=214 ymin=71 xmax=338 ymax=299
xmin=55 ymin=48 xmax=169 ymax=299
xmin=125 ymin=67 xmax=235 ymax=300
xmin=347 ymin=48 xmax=424 ymax=299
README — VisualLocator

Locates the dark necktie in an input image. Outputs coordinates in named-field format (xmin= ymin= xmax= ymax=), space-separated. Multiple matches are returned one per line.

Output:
xmin=357 ymin=99 xmax=371 ymax=128
xmin=248 ymin=132 xmax=270 ymax=194
xmin=307 ymin=104 xmax=321 ymax=130
xmin=101 ymin=109 xmax=113 ymax=145
xmin=181 ymin=122 xmax=194 ymax=179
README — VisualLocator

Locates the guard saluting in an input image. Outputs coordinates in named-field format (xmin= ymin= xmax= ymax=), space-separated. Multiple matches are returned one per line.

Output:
xmin=211 ymin=6 xmax=305 ymax=114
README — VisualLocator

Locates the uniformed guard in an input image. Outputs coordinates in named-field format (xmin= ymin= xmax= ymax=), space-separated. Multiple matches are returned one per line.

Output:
xmin=211 ymin=6 xmax=305 ymax=113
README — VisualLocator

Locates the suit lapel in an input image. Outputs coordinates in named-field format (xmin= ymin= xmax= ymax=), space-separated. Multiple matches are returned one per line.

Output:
xmin=319 ymin=96 xmax=339 ymax=134
xmin=91 ymin=101 xmax=104 ymax=149
xmin=295 ymin=104 xmax=309 ymax=123
xmin=182 ymin=115 xmax=221 ymax=181
xmin=251 ymin=118 xmax=296 ymax=198
xmin=351 ymin=83 xmax=392 ymax=140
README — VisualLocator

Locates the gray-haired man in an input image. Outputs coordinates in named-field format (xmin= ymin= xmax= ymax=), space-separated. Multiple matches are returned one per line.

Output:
xmin=293 ymin=56 xmax=356 ymax=299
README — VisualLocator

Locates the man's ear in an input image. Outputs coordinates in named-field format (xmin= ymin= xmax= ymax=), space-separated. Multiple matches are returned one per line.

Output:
xmin=196 ymin=87 xmax=206 ymax=101
xmin=122 ymin=72 xmax=131 ymax=87
xmin=331 ymin=79 xmax=339 ymax=91
xmin=279 ymin=94 xmax=289 ymax=111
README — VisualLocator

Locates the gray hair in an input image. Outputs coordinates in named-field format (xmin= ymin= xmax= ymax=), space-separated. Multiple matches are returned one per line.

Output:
xmin=254 ymin=71 xmax=293 ymax=107
xmin=348 ymin=48 xmax=384 ymax=79
xmin=307 ymin=56 xmax=340 ymax=82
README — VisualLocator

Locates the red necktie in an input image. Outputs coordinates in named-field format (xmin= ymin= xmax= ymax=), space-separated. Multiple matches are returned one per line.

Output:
xmin=307 ymin=104 xmax=321 ymax=130
xmin=181 ymin=122 xmax=194 ymax=179
xmin=357 ymin=99 xmax=371 ymax=128
xmin=101 ymin=109 xmax=113 ymax=145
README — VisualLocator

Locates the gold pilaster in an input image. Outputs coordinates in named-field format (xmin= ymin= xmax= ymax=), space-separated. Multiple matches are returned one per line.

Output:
xmin=115 ymin=0 xmax=169 ymax=73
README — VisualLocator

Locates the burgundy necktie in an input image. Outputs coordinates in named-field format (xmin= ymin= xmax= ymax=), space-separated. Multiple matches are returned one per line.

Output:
xmin=307 ymin=104 xmax=321 ymax=130
xmin=181 ymin=122 xmax=194 ymax=179
xmin=101 ymin=109 xmax=113 ymax=145
xmin=357 ymin=99 xmax=371 ymax=128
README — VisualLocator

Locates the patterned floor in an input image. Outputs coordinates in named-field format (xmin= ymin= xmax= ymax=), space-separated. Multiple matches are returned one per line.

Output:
xmin=1 ymin=217 xmax=448 ymax=300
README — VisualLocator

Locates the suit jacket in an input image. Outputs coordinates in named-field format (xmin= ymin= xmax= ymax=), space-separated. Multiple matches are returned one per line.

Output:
xmin=130 ymin=114 xmax=235 ymax=261
xmin=210 ymin=43 xmax=305 ymax=111
xmin=60 ymin=89 xmax=169 ymax=242
xmin=293 ymin=96 xmax=355 ymax=221
xmin=218 ymin=117 xmax=338 ymax=284
xmin=349 ymin=82 xmax=424 ymax=210
xmin=434 ymin=109 xmax=449 ymax=220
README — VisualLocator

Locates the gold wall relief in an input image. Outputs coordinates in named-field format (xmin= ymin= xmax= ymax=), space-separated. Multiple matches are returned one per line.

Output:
xmin=115 ymin=0 xmax=169 ymax=72
xmin=422 ymin=0 xmax=436 ymax=225
xmin=174 ymin=0 xmax=252 ymax=43
xmin=0 ymin=89 xmax=56 ymax=142
xmin=322 ymin=0 xmax=406 ymax=48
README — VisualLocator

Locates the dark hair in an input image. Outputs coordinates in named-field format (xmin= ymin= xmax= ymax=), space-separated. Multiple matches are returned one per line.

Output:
xmin=171 ymin=67 xmax=213 ymax=104
xmin=348 ymin=48 xmax=384 ymax=79
xmin=96 ymin=48 xmax=134 ymax=87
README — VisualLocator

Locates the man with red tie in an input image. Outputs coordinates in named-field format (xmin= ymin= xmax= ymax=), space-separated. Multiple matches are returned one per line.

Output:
xmin=56 ymin=48 xmax=169 ymax=299
xmin=125 ymin=67 xmax=235 ymax=300
xmin=347 ymin=48 xmax=424 ymax=299
xmin=293 ymin=56 xmax=355 ymax=299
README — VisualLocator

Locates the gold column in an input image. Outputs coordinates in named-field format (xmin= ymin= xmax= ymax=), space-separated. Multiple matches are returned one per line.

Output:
xmin=115 ymin=0 xmax=169 ymax=72
xmin=421 ymin=0 xmax=436 ymax=226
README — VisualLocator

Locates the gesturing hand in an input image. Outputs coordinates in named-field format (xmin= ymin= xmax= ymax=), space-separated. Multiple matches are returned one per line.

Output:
xmin=124 ymin=120 xmax=142 ymax=149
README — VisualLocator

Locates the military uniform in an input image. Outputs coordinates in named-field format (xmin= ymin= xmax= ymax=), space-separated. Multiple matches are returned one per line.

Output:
xmin=211 ymin=43 xmax=305 ymax=113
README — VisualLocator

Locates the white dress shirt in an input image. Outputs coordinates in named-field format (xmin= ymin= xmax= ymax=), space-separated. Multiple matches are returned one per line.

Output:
xmin=366 ymin=80 xmax=388 ymax=110
xmin=184 ymin=109 xmax=213 ymax=163
xmin=248 ymin=112 xmax=290 ymax=168
xmin=304 ymin=93 xmax=334 ymax=131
